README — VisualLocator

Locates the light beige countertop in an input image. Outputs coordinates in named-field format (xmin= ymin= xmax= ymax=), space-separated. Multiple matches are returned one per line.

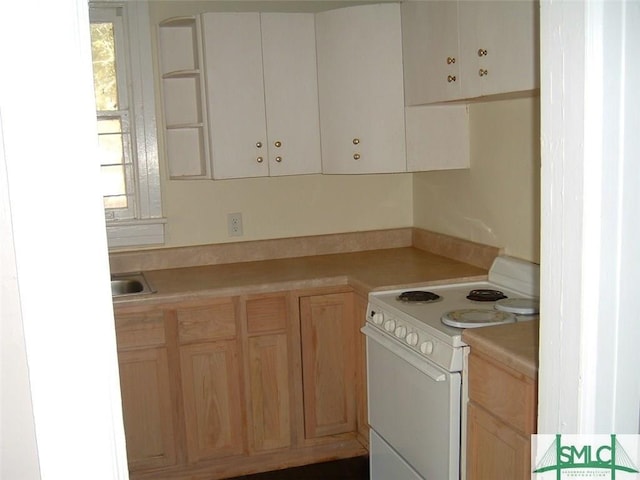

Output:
xmin=463 ymin=320 xmax=539 ymax=379
xmin=113 ymin=247 xmax=489 ymax=306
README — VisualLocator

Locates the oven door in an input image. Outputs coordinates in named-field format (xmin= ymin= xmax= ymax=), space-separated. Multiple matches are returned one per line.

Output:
xmin=370 ymin=430 xmax=423 ymax=480
xmin=363 ymin=324 xmax=462 ymax=480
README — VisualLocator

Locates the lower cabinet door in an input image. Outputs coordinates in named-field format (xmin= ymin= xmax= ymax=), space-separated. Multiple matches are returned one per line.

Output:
xmin=466 ymin=402 xmax=531 ymax=480
xmin=118 ymin=347 xmax=177 ymax=471
xmin=180 ymin=340 xmax=244 ymax=462
xmin=300 ymin=292 xmax=356 ymax=438
xmin=247 ymin=333 xmax=291 ymax=451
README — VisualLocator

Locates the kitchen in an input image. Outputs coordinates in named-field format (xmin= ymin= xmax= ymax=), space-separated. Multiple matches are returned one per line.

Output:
xmin=1 ymin=1 xmax=638 ymax=480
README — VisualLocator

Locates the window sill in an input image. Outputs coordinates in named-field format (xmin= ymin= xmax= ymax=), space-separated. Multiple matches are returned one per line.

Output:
xmin=106 ymin=218 xmax=166 ymax=249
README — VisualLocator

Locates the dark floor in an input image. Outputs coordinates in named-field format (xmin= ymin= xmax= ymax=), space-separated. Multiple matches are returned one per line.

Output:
xmin=225 ymin=456 xmax=369 ymax=480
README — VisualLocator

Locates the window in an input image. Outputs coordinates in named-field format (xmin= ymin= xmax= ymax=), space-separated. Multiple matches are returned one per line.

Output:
xmin=89 ymin=1 xmax=165 ymax=247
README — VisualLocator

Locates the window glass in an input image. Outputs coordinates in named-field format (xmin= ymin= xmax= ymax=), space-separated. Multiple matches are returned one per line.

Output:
xmin=90 ymin=22 xmax=118 ymax=111
xmin=97 ymin=117 xmax=129 ymax=209
xmin=89 ymin=12 xmax=135 ymax=220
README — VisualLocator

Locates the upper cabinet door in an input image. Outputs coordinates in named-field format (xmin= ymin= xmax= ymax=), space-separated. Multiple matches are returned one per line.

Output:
xmin=201 ymin=13 xmax=269 ymax=179
xmin=458 ymin=0 xmax=539 ymax=98
xmin=316 ymin=4 xmax=406 ymax=174
xmin=200 ymin=12 xmax=321 ymax=179
xmin=261 ymin=13 xmax=321 ymax=177
xmin=402 ymin=0 xmax=539 ymax=103
xmin=402 ymin=1 xmax=461 ymax=105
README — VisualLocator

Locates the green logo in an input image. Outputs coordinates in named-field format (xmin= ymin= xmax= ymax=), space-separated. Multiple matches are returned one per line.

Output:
xmin=533 ymin=434 xmax=639 ymax=479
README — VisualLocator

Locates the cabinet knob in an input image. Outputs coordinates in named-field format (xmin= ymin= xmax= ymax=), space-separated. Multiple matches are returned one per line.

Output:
xmin=256 ymin=141 xmax=263 ymax=148
xmin=446 ymin=56 xmax=456 ymax=64
xmin=256 ymin=156 xmax=264 ymax=163
xmin=477 ymin=48 xmax=488 ymax=57
xmin=275 ymin=156 xmax=282 ymax=163
xmin=447 ymin=75 xmax=457 ymax=83
xmin=274 ymin=140 xmax=282 ymax=148
xmin=352 ymin=138 xmax=360 ymax=145
xmin=479 ymin=69 xmax=488 ymax=77
xmin=353 ymin=153 xmax=361 ymax=160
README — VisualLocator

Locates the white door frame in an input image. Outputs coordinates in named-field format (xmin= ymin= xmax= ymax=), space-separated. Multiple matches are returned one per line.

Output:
xmin=539 ymin=0 xmax=640 ymax=434
xmin=0 ymin=0 xmax=130 ymax=477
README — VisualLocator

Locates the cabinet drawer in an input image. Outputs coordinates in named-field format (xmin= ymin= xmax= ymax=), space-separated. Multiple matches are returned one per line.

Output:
xmin=246 ymin=295 xmax=288 ymax=335
xmin=468 ymin=352 xmax=536 ymax=434
xmin=115 ymin=311 xmax=166 ymax=350
xmin=177 ymin=301 xmax=237 ymax=343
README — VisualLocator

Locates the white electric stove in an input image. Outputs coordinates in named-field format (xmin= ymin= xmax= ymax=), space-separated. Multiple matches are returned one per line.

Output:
xmin=363 ymin=255 xmax=540 ymax=480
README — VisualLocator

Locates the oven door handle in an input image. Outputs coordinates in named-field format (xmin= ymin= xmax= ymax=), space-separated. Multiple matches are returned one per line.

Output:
xmin=362 ymin=324 xmax=447 ymax=382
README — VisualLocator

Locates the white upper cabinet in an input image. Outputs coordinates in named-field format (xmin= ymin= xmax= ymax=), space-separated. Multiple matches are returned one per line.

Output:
xmin=458 ymin=0 xmax=539 ymax=98
xmin=402 ymin=0 xmax=539 ymax=105
xmin=260 ymin=13 xmax=322 ymax=177
xmin=201 ymin=13 xmax=267 ymax=179
xmin=202 ymin=13 xmax=269 ymax=178
xmin=316 ymin=4 xmax=406 ymax=174
xmin=402 ymin=1 xmax=461 ymax=105
xmin=200 ymin=12 xmax=321 ymax=179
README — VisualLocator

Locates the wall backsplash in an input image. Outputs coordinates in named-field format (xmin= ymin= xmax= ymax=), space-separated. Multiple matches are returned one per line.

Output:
xmin=161 ymin=173 xmax=414 ymax=248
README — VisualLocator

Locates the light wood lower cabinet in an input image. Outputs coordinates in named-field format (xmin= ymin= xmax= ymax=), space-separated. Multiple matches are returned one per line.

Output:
xmin=466 ymin=351 xmax=537 ymax=480
xmin=299 ymin=292 xmax=356 ymax=439
xmin=115 ymin=287 xmax=366 ymax=480
xmin=176 ymin=298 xmax=244 ymax=463
xmin=244 ymin=294 xmax=293 ymax=452
xmin=115 ymin=310 xmax=177 ymax=472
xmin=247 ymin=334 xmax=291 ymax=450
xmin=467 ymin=402 xmax=530 ymax=479
xmin=118 ymin=347 xmax=177 ymax=471
xmin=180 ymin=340 xmax=244 ymax=462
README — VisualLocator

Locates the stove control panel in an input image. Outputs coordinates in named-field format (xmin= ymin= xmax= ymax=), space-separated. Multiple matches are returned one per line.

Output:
xmin=365 ymin=303 xmax=463 ymax=372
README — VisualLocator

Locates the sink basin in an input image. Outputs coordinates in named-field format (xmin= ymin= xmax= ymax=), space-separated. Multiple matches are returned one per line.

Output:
xmin=111 ymin=273 xmax=155 ymax=297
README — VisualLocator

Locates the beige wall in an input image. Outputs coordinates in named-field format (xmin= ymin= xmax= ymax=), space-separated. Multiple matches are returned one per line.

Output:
xmin=163 ymin=174 xmax=413 ymax=246
xmin=413 ymin=96 xmax=541 ymax=263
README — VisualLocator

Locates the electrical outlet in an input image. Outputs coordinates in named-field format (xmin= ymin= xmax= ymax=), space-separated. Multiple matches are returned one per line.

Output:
xmin=227 ymin=212 xmax=243 ymax=237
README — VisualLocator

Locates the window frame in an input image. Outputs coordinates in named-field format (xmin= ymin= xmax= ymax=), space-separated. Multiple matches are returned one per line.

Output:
xmin=90 ymin=0 xmax=165 ymax=248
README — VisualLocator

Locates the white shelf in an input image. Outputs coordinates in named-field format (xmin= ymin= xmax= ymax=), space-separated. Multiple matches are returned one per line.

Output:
xmin=166 ymin=123 xmax=205 ymax=130
xmin=162 ymin=76 xmax=203 ymax=126
xmin=158 ymin=17 xmax=199 ymax=73
xmin=162 ymin=69 xmax=200 ymax=79
xmin=158 ymin=16 xmax=210 ymax=179
xmin=165 ymin=127 xmax=208 ymax=178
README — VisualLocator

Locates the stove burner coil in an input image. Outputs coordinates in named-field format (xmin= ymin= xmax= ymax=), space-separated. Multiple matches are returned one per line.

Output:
xmin=466 ymin=289 xmax=508 ymax=302
xmin=396 ymin=290 xmax=441 ymax=303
